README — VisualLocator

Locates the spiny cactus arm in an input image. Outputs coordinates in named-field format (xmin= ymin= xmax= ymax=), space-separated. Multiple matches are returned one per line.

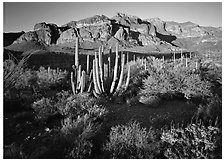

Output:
xmin=87 ymin=81 xmax=93 ymax=93
xmin=98 ymin=47 xmax=105 ymax=93
xmin=75 ymin=37 xmax=79 ymax=68
xmin=94 ymin=52 xmax=103 ymax=93
xmin=71 ymin=72 xmax=76 ymax=95
xmin=86 ymin=54 xmax=90 ymax=75
xmin=124 ymin=64 xmax=130 ymax=90
xmin=173 ymin=52 xmax=176 ymax=64
xmin=108 ymin=47 xmax=112 ymax=80
xmin=93 ymin=89 xmax=100 ymax=98
xmin=114 ymin=53 xmax=125 ymax=95
xmin=80 ymin=70 xmax=86 ymax=93
xmin=76 ymin=65 xmax=82 ymax=92
xmin=126 ymin=52 xmax=129 ymax=64
xmin=88 ymin=69 xmax=93 ymax=82
xmin=133 ymin=54 xmax=136 ymax=62
xmin=110 ymin=44 xmax=119 ymax=94
xmin=92 ymin=59 xmax=101 ymax=95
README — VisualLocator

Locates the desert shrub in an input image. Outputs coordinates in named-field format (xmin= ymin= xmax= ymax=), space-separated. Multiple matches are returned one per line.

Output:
xmin=55 ymin=92 xmax=97 ymax=117
xmin=121 ymin=59 xmax=149 ymax=99
xmin=32 ymin=97 xmax=57 ymax=121
xmin=161 ymin=121 xmax=221 ymax=159
xmin=197 ymin=94 xmax=222 ymax=123
xmin=60 ymin=115 xmax=94 ymax=158
xmin=103 ymin=121 xmax=159 ymax=159
xmin=199 ymin=59 xmax=222 ymax=96
xmin=140 ymin=60 xmax=213 ymax=100
xmin=4 ymin=143 xmax=26 ymax=159
xmin=36 ymin=66 xmax=68 ymax=90
xmin=60 ymin=104 xmax=107 ymax=158
xmin=4 ymin=57 xmax=33 ymax=95
xmin=141 ymin=69 xmax=176 ymax=99
xmin=180 ymin=72 xmax=212 ymax=99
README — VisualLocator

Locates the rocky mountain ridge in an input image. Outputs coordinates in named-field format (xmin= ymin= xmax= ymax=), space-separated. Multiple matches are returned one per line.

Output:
xmin=4 ymin=12 xmax=222 ymax=54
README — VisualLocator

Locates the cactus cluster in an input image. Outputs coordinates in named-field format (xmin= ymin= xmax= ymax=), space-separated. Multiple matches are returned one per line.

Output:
xmin=92 ymin=44 xmax=130 ymax=98
xmin=71 ymin=38 xmax=130 ymax=98
xmin=70 ymin=37 xmax=93 ymax=95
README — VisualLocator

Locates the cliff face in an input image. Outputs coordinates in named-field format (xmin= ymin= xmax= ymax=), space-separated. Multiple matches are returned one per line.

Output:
xmin=4 ymin=12 xmax=221 ymax=53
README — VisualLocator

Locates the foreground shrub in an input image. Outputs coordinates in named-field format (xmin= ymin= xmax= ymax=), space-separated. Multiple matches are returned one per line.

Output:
xmin=161 ymin=121 xmax=221 ymax=159
xmin=60 ymin=104 xmax=107 ymax=158
xmin=32 ymin=97 xmax=57 ymax=121
xmin=197 ymin=94 xmax=222 ymax=123
xmin=55 ymin=92 xmax=97 ymax=117
xmin=121 ymin=59 xmax=149 ymax=100
xmin=103 ymin=121 xmax=159 ymax=159
xmin=4 ymin=58 xmax=27 ymax=92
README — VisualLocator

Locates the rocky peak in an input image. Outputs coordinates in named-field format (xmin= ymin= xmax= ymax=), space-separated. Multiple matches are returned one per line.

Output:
xmin=145 ymin=17 xmax=168 ymax=35
xmin=76 ymin=15 xmax=111 ymax=28
xmin=112 ymin=12 xmax=142 ymax=26
xmin=62 ymin=21 xmax=77 ymax=28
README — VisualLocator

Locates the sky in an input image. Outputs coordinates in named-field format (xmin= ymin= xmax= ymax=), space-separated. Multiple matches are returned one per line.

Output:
xmin=3 ymin=2 xmax=222 ymax=32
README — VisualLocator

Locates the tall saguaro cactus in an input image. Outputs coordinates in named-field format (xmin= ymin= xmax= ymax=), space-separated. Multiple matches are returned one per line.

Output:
xmin=92 ymin=44 xmax=131 ymax=98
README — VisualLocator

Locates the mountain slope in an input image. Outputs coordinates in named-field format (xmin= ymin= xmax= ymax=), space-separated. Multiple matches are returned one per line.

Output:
xmin=4 ymin=12 xmax=221 ymax=54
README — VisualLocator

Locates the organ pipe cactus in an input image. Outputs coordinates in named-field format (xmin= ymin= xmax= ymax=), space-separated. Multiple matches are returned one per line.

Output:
xmin=92 ymin=44 xmax=131 ymax=98
xmin=70 ymin=65 xmax=92 ymax=94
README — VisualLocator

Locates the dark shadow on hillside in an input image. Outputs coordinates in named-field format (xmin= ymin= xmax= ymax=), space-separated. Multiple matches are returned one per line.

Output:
xmin=4 ymin=48 xmax=195 ymax=71
xmin=129 ymin=31 xmax=142 ymax=46
xmin=156 ymin=32 xmax=178 ymax=47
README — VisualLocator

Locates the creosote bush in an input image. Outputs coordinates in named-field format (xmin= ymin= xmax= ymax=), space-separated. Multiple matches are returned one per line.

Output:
xmin=161 ymin=121 xmax=221 ymax=159
xmin=103 ymin=121 xmax=159 ymax=159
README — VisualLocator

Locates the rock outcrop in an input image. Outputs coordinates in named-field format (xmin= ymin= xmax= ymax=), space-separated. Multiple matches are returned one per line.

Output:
xmin=14 ymin=22 xmax=60 ymax=45
xmin=76 ymin=15 xmax=111 ymax=28
xmin=114 ymin=26 xmax=126 ymax=40
xmin=56 ymin=28 xmax=78 ymax=44
xmin=6 ymin=12 xmax=221 ymax=54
